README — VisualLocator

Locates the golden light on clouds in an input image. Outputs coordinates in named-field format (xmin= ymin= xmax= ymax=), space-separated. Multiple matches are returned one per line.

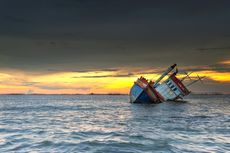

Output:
xmin=195 ymin=71 xmax=230 ymax=83
xmin=0 ymin=65 xmax=229 ymax=94
xmin=220 ymin=59 xmax=230 ymax=65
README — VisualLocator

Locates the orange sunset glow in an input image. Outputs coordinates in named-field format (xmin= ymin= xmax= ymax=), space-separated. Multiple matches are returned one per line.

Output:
xmin=0 ymin=61 xmax=229 ymax=94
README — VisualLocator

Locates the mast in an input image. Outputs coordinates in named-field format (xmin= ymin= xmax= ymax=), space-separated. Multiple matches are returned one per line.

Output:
xmin=153 ymin=64 xmax=177 ymax=87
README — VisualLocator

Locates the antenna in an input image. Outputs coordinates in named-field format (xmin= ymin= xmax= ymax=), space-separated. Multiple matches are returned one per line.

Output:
xmin=186 ymin=75 xmax=205 ymax=87
xmin=181 ymin=71 xmax=193 ymax=81
xmin=197 ymin=74 xmax=205 ymax=84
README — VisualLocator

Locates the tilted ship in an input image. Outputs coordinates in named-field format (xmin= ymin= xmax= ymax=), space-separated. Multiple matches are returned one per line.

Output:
xmin=129 ymin=64 xmax=204 ymax=103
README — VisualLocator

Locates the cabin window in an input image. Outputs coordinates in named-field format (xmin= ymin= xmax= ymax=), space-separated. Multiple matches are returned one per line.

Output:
xmin=173 ymin=88 xmax=177 ymax=91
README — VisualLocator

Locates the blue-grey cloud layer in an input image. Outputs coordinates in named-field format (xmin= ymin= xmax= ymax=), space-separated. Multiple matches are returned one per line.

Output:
xmin=0 ymin=0 xmax=230 ymax=71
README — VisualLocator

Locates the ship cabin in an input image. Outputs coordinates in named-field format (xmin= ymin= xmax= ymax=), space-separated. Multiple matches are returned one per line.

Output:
xmin=154 ymin=74 xmax=190 ymax=101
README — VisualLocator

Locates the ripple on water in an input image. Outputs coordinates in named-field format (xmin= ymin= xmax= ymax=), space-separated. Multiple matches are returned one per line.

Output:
xmin=0 ymin=95 xmax=229 ymax=152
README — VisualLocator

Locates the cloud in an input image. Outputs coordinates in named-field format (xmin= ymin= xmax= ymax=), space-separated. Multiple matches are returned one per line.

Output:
xmin=197 ymin=46 xmax=230 ymax=51
xmin=178 ymin=64 xmax=230 ymax=73
xmin=35 ymin=84 xmax=91 ymax=91
xmin=73 ymin=73 xmax=134 ymax=78
xmin=3 ymin=15 xmax=29 ymax=23
xmin=21 ymin=81 xmax=40 ymax=86
xmin=219 ymin=59 xmax=230 ymax=65
xmin=0 ymin=0 xmax=229 ymax=73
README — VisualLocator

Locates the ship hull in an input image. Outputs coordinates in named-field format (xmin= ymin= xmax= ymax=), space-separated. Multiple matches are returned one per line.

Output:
xmin=129 ymin=84 xmax=158 ymax=103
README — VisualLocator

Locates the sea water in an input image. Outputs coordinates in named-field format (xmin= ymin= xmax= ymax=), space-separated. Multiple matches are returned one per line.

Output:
xmin=0 ymin=94 xmax=229 ymax=152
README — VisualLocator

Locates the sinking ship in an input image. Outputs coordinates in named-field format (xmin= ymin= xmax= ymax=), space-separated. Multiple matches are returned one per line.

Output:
xmin=129 ymin=64 xmax=204 ymax=103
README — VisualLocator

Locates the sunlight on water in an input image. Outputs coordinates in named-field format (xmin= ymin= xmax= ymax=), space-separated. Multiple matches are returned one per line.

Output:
xmin=0 ymin=95 xmax=229 ymax=152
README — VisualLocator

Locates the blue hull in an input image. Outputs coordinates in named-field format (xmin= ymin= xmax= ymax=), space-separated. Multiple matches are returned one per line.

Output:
xmin=129 ymin=84 xmax=153 ymax=103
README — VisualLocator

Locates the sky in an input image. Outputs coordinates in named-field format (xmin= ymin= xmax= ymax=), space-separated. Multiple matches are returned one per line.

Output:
xmin=0 ymin=0 xmax=229 ymax=94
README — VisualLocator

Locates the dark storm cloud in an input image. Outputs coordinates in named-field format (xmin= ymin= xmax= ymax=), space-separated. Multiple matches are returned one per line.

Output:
xmin=0 ymin=0 xmax=230 ymax=71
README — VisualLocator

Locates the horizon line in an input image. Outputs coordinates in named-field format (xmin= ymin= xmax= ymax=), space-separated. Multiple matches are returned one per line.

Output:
xmin=0 ymin=92 xmax=229 ymax=95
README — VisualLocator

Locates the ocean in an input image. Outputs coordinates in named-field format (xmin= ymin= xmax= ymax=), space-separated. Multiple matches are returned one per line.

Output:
xmin=0 ymin=94 xmax=229 ymax=152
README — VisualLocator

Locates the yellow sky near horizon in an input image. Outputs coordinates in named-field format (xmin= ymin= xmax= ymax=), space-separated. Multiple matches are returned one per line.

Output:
xmin=0 ymin=61 xmax=229 ymax=94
